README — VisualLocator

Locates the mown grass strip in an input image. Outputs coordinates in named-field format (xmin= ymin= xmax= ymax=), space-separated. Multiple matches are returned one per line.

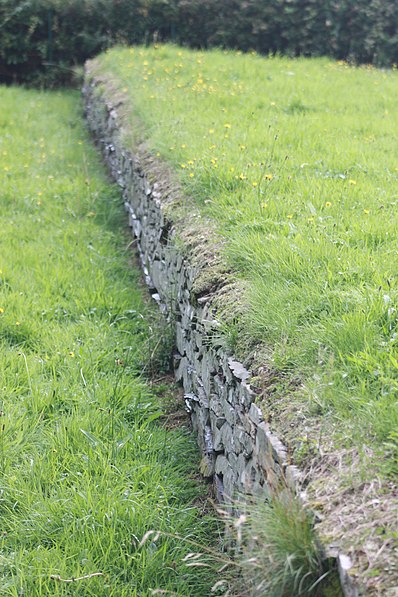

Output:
xmin=92 ymin=45 xmax=398 ymax=474
xmin=0 ymin=86 xmax=218 ymax=596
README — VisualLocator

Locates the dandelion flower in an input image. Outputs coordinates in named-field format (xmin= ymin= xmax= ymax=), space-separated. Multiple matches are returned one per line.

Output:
xmin=349 ymin=179 xmax=357 ymax=185
xmin=325 ymin=201 xmax=332 ymax=207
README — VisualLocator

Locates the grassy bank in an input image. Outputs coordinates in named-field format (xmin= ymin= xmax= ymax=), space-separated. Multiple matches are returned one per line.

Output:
xmin=0 ymin=86 xmax=218 ymax=596
xmin=92 ymin=45 xmax=398 ymax=474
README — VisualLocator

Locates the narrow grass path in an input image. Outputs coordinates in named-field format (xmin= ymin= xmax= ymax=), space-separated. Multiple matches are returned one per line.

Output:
xmin=0 ymin=87 xmax=217 ymax=596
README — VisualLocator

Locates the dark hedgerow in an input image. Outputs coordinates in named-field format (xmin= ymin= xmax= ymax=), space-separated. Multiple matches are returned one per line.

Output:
xmin=1 ymin=0 xmax=398 ymax=86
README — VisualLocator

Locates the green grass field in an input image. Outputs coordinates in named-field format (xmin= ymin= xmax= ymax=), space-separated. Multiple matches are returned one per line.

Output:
xmin=0 ymin=86 xmax=219 ymax=596
xmin=92 ymin=45 xmax=398 ymax=475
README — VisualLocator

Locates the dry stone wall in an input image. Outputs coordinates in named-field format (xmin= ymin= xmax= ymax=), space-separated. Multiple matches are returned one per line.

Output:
xmin=83 ymin=70 xmax=357 ymax=597
xmin=83 ymin=82 xmax=296 ymax=502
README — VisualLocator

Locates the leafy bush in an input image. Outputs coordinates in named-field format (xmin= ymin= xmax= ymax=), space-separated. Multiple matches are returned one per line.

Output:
xmin=0 ymin=0 xmax=148 ymax=85
xmin=1 ymin=0 xmax=398 ymax=85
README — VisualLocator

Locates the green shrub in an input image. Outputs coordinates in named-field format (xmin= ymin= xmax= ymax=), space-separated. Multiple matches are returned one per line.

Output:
xmin=0 ymin=0 xmax=148 ymax=85
xmin=1 ymin=0 xmax=398 ymax=86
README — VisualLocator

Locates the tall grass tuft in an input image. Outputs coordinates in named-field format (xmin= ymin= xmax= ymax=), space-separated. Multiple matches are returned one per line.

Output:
xmin=232 ymin=492 xmax=330 ymax=597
